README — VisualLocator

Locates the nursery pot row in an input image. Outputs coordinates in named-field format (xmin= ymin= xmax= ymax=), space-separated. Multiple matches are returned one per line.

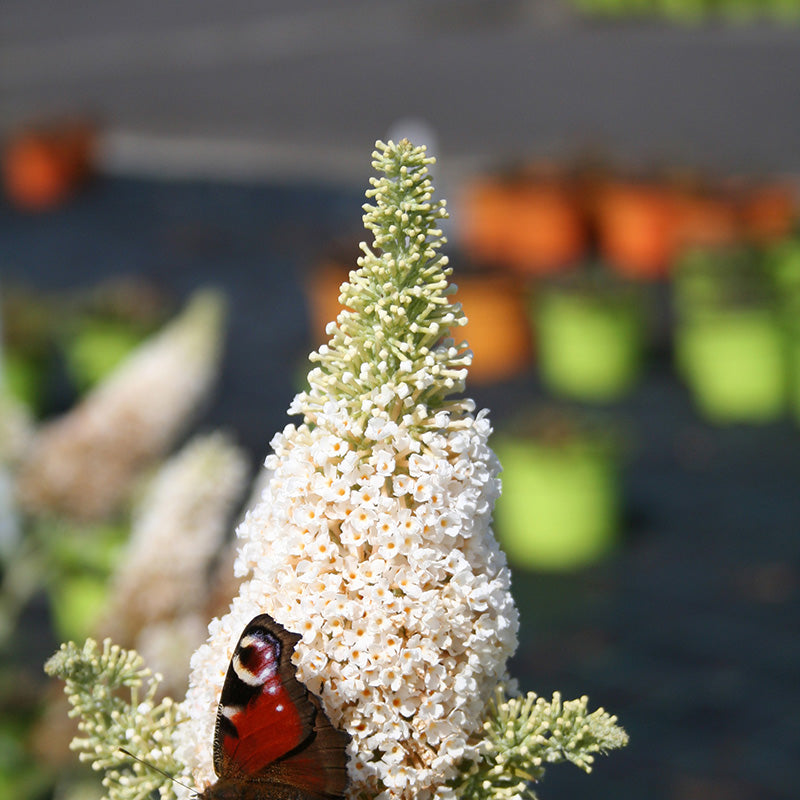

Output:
xmin=306 ymin=262 xmax=648 ymax=398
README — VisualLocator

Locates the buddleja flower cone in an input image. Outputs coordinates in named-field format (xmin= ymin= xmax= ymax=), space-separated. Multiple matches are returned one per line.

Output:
xmin=177 ymin=140 xmax=519 ymax=800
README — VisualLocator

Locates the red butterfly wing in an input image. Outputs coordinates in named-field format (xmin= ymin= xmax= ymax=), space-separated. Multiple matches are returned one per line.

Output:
xmin=210 ymin=614 xmax=349 ymax=800
xmin=261 ymin=691 xmax=351 ymax=799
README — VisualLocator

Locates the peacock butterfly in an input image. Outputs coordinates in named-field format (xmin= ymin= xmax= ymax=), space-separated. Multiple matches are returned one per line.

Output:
xmin=198 ymin=614 xmax=350 ymax=800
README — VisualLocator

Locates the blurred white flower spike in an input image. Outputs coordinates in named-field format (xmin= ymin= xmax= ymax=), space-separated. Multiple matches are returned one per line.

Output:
xmin=99 ymin=432 xmax=249 ymax=691
xmin=17 ymin=290 xmax=226 ymax=522
xmin=177 ymin=141 xmax=520 ymax=800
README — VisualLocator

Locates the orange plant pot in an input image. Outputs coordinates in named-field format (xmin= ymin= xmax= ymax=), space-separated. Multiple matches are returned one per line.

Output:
xmin=306 ymin=262 xmax=532 ymax=384
xmin=305 ymin=262 xmax=352 ymax=344
xmin=596 ymin=182 xmax=679 ymax=280
xmin=741 ymin=182 xmax=797 ymax=243
xmin=2 ymin=121 xmax=97 ymax=211
xmin=452 ymin=272 xmax=533 ymax=384
xmin=459 ymin=178 xmax=517 ymax=265
xmin=673 ymin=187 xmax=739 ymax=251
xmin=503 ymin=181 xmax=586 ymax=275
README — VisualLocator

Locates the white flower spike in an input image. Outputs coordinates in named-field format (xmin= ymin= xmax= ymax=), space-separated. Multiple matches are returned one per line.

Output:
xmin=177 ymin=141 xmax=519 ymax=800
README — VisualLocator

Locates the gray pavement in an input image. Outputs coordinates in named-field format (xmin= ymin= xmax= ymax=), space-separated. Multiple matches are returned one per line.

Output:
xmin=2 ymin=1 xmax=800 ymax=184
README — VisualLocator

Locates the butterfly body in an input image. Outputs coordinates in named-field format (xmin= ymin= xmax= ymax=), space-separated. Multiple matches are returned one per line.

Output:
xmin=198 ymin=614 xmax=350 ymax=800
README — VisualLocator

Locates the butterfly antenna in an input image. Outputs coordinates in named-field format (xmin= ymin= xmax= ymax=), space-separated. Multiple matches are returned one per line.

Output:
xmin=118 ymin=747 xmax=196 ymax=793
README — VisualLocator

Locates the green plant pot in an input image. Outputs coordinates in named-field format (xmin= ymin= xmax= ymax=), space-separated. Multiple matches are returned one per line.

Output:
xmin=536 ymin=287 xmax=644 ymax=402
xmin=493 ymin=436 xmax=620 ymax=571
xmin=40 ymin=520 xmax=125 ymax=641
xmin=64 ymin=318 xmax=144 ymax=392
xmin=49 ymin=574 xmax=109 ymax=643
xmin=2 ymin=352 xmax=45 ymax=412
xmin=787 ymin=325 xmax=800 ymax=424
xmin=677 ymin=309 xmax=786 ymax=423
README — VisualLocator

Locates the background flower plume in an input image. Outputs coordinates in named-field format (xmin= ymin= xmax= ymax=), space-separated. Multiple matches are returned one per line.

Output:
xmin=17 ymin=290 xmax=225 ymax=522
